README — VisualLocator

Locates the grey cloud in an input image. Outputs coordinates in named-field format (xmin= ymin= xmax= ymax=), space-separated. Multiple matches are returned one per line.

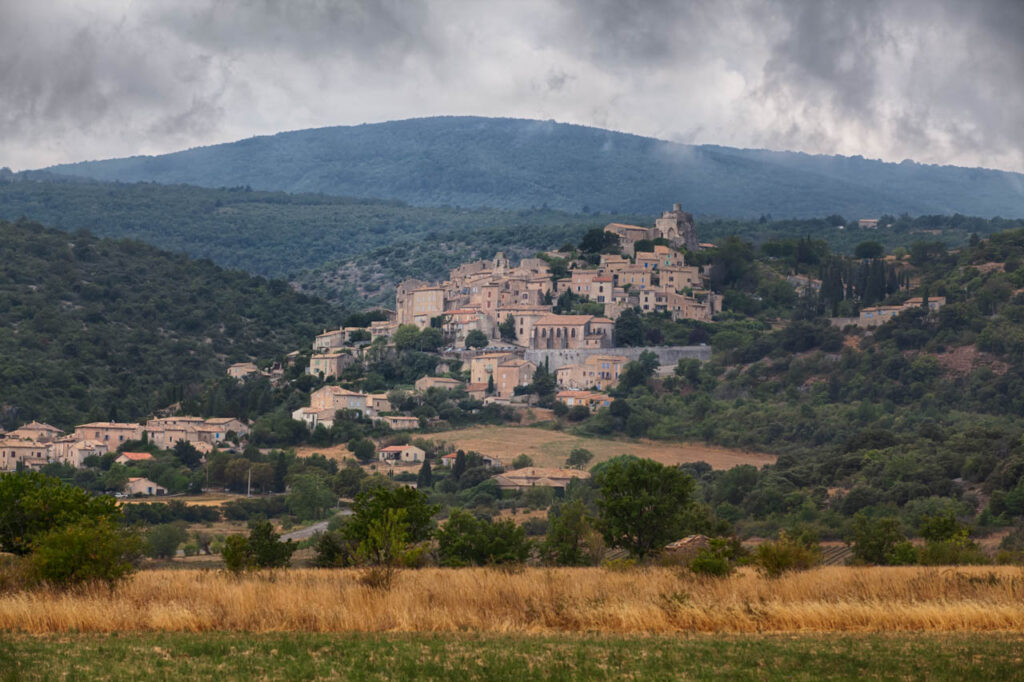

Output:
xmin=0 ymin=0 xmax=1021 ymax=173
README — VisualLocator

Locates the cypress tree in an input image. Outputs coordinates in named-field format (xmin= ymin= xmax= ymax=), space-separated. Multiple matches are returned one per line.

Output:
xmin=417 ymin=460 xmax=433 ymax=489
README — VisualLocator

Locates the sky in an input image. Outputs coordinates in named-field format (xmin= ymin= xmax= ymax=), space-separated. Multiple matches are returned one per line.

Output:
xmin=1 ymin=0 xmax=1022 ymax=172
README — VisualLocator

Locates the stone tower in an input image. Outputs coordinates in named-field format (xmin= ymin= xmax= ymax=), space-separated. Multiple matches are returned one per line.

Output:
xmin=655 ymin=203 xmax=699 ymax=252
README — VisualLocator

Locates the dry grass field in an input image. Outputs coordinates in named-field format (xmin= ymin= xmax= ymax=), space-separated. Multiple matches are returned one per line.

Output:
xmin=419 ymin=425 xmax=775 ymax=469
xmin=2 ymin=565 xmax=1023 ymax=635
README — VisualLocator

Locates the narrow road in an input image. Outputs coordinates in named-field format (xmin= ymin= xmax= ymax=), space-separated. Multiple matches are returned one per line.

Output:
xmin=280 ymin=508 xmax=352 ymax=542
xmin=281 ymin=520 xmax=329 ymax=542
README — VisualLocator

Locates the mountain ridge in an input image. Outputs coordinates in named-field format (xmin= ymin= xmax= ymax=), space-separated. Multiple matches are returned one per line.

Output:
xmin=43 ymin=116 xmax=1024 ymax=219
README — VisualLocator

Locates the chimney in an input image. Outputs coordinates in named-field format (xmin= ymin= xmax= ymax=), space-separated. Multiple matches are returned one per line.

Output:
xmin=673 ymin=203 xmax=682 ymax=212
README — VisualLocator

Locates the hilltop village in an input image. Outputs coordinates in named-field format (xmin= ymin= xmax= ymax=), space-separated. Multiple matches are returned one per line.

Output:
xmin=0 ymin=205 xmax=713 ymax=489
xmin=0 ymin=203 xmax=943 ymax=495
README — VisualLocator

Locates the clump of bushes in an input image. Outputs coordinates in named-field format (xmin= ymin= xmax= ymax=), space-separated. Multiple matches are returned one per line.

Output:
xmin=753 ymin=531 xmax=821 ymax=578
xmin=688 ymin=537 xmax=745 ymax=578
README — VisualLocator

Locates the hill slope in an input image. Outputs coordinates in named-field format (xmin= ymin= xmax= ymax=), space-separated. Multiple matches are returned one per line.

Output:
xmin=0 ymin=220 xmax=336 ymax=429
xmin=0 ymin=175 xmax=609 ymax=282
xmin=44 ymin=116 xmax=1024 ymax=218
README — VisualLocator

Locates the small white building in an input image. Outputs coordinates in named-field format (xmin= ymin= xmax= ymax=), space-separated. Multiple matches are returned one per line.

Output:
xmin=124 ymin=477 xmax=167 ymax=496
xmin=377 ymin=445 xmax=426 ymax=464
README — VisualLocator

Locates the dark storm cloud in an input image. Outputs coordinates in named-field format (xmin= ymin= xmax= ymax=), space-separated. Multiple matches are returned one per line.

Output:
xmin=0 ymin=0 xmax=1021 ymax=173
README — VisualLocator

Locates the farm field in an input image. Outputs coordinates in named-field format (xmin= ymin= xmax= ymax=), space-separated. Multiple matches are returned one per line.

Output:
xmin=2 ymin=566 xmax=1023 ymax=635
xmin=420 ymin=425 xmax=776 ymax=469
xmin=1 ymin=632 xmax=1022 ymax=681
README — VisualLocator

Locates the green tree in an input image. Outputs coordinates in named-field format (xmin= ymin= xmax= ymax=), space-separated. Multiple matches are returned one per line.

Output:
xmin=348 ymin=437 xmax=376 ymax=463
xmin=416 ymin=460 xmax=433 ymax=489
xmin=247 ymin=520 xmax=296 ymax=568
xmin=465 ymin=330 xmax=489 ymax=349
xmin=343 ymin=486 xmax=439 ymax=546
xmin=145 ymin=523 xmax=189 ymax=559
xmin=416 ymin=327 xmax=444 ymax=352
xmin=596 ymin=458 xmax=696 ymax=558
xmin=542 ymin=500 xmax=597 ymax=566
xmin=436 ymin=509 xmax=531 ymax=566
xmin=854 ymin=241 xmax=884 ymax=259
xmin=617 ymin=351 xmax=659 ymax=393
xmin=511 ymin=454 xmax=534 ymax=469
xmin=848 ymin=514 xmax=915 ymax=565
xmin=356 ymin=508 xmax=423 ymax=590
xmin=498 ymin=315 xmax=517 ymax=342
xmin=452 ymin=451 xmax=467 ymax=480
xmin=286 ymin=472 xmax=337 ymax=521
xmin=392 ymin=324 xmax=421 ymax=351
xmin=28 ymin=518 xmax=143 ymax=588
xmin=222 ymin=534 xmax=252 ymax=574
xmin=566 ymin=448 xmax=595 ymax=469
xmin=0 ymin=472 xmax=120 ymax=555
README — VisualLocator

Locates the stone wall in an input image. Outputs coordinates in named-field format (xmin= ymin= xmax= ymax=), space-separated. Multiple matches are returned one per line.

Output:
xmin=524 ymin=345 xmax=711 ymax=371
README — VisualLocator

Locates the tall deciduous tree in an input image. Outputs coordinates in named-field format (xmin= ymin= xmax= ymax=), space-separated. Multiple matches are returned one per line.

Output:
xmin=596 ymin=458 xmax=696 ymax=558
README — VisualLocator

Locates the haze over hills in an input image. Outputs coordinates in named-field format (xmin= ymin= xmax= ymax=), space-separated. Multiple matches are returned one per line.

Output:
xmin=43 ymin=116 xmax=1024 ymax=219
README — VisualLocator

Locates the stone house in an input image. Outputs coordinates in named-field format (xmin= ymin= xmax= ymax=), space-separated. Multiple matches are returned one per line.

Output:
xmin=73 ymin=422 xmax=143 ymax=446
xmin=291 ymin=406 xmax=340 ymax=430
xmin=115 ymin=451 xmax=154 ymax=465
xmin=495 ymin=305 xmax=553 ymax=346
xmin=494 ymin=358 xmax=537 ymax=399
xmin=227 ymin=362 xmax=260 ymax=379
xmin=380 ymin=415 xmax=420 ymax=431
xmin=124 ymin=477 xmax=167 ymax=496
xmin=555 ymin=390 xmax=611 ymax=411
xmin=0 ymin=438 xmax=52 ymax=471
xmin=9 ymin=421 xmax=63 ymax=443
xmin=414 ymin=376 xmax=465 ymax=392
xmin=555 ymin=354 xmax=627 ymax=391
xmin=309 ymin=351 xmax=356 ymax=379
xmin=530 ymin=315 xmax=614 ymax=350
xmin=469 ymin=352 xmax=518 ymax=385
xmin=52 ymin=437 xmax=107 ymax=468
xmin=492 ymin=467 xmax=591 ymax=491
xmin=377 ymin=444 xmax=426 ymax=464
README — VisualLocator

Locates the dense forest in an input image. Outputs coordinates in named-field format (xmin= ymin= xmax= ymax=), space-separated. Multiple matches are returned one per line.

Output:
xmin=0 ymin=220 xmax=337 ymax=430
xmin=40 ymin=116 xmax=1024 ymax=218
xmin=0 ymin=173 xmax=609 ymax=281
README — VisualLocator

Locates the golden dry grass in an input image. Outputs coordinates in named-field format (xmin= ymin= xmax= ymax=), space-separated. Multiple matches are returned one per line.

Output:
xmin=2 ymin=566 xmax=1023 ymax=634
xmin=422 ymin=425 xmax=775 ymax=469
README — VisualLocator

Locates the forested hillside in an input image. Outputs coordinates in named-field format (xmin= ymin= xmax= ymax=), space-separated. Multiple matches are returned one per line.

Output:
xmin=42 ymin=116 xmax=1024 ymax=218
xmin=0 ymin=174 xmax=608 ymax=280
xmin=2 ymin=173 xmax=1022 ymax=309
xmin=0 ymin=220 xmax=336 ymax=430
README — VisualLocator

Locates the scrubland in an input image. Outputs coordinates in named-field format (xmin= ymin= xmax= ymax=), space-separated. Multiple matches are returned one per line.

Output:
xmin=2 ymin=565 xmax=1023 ymax=635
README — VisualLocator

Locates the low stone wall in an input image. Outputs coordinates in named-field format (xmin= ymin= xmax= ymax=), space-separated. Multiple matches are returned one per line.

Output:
xmin=524 ymin=345 xmax=711 ymax=371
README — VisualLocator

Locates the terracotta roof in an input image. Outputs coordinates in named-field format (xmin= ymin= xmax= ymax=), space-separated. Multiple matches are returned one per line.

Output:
xmin=118 ymin=452 xmax=153 ymax=461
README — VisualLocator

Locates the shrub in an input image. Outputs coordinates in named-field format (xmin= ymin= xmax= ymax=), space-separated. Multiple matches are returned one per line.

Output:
xmin=0 ymin=554 xmax=28 ymax=593
xmin=848 ymin=514 xmax=912 ymax=565
xmin=688 ymin=537 xmax=744 ymax=578
xmin=436 ymin=509 xmax=532 ymax=567
xmin=145 ymin=523 xmax=189 ymax=559
xmin=919 ymin=529 xmax=990 ymax=565
xmin=0 ymin=472 xmax=120 ymax=555
xmin=247 ymin=521 xmax=296 ymax=568
xmin=753 ymin=531 xmax=821 ymax=578
xmin=222 ymin=535 xmax=252 ymax=575
xmin=28 ymin=518 xmax=143 ymax=588
xmin=311 ymin=530 xmax=356 ymax=568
